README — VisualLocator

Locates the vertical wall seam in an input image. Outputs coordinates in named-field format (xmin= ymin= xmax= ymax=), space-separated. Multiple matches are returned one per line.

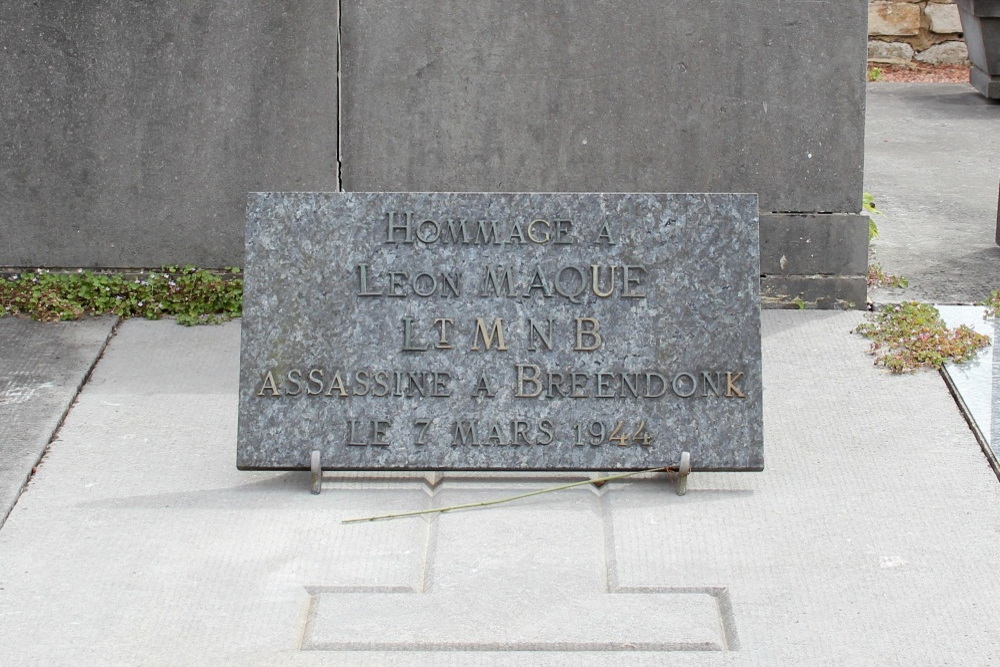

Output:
xmin=336 ymin=0 xmax=344 ymax=191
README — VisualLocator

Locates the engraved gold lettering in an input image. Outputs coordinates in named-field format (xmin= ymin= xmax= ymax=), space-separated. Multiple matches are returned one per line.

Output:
xmin=596 ymin=372 xmax=616 ymax=398
xmin=595 ymin=221 xmax=617 ymax=245
xmin=554 ymin=266 xmax=586 ymax=304
xmin=445 ymin=218 xmax=471 ymax=243
xmin=527 ymin=318 xmax=553 ymax=352
xmin=485 ymin=423 xmax=504 ymax=446
xmin=257 ymin=371 xmax=281 ymax=397
xmin=481 ymin=266 xmax=516 ymax=297
xmin=416 ymin=218 xmax=440 ymax=243
xmin=433 ymin=318 xmax=454 ymax=349
xmin=356 ymin=266 xmax=462 ymax=298
xmin=515 ymin=364 xmax=543 ymax=398
xmin=471 ymin=318 xmax=507 ymax=351
xmin=546 ymin=371 xmax=568 ymax=398
xmin=622 ymin=265 xmax=646 ymax=298
xmin=701 ymin=371 xmax=722 ymax=397
xmin=385 ymin=211 xmax=415 ymax=244
xmin=726 ymin=372 xmax=746 ymax=398
xmin=413 ymin=418 xmax=432 ymax=445
xmin=570 ymin=372 xmax=589 ymax=398
xmin=386 ymin=214 xmax=574 ymax=246
xmin=411 ymin=272 xmax=438 ymax=297
xmin=431 ymin=371 xmax=452 ymax=397
xmin=553 ymin=219 xmax=573 ymax=244
xmin=527 ymin=219 xmax=551 ymax=244
xmin=307 ymin=369 xmax=324 ymax=395
xmin=538 ymin=419 xmax=555 ymax=445
xmin=346 ymin=420 xmax=366 ymax=446
xmin=286 ymin=369 xmax=304 ymax=396
xmin=472 ymin=372 xmax=498 ymax=398
xmin=356 ymin=263 xmax=383 ymax=296
xmin=512 ymin=420 xmax=531 ymax=446
xmin=621 ymin=373 xmax=640 ymax=398
xmin=452 ymin=421 xmax=478 ymax=446
xmin=441 ymin=273 xmax=461 ymax=297
xmin=325 ymin=371 xmax=349 ymax=397
xmin=406 ymin=371 xmax=427 ymax=397
xmin=387 ymin=272 xmax=407 ymax=297
xmin=401 ymin=317 xmax=429 ymax=352
xmin=354 ymin=370 xmax=371 ymax=396
xmin=591 ymin=265 xmax=617 ymax=298
xmin=506 ymin=220 xmax=526 ymax=244
xmin=372 ymin=371 xmax=390 ymax=397
xmin=473 ymin=220 xmax=502 ymax=245
xmin=672 ymin=372 xmax=697 ymax=398
xmin=523 ymin=265 xmax=553 ymax=298
xmin=645 ymin=372 xmax=667 ymax=398
xmin=372 ymin=420 xmax=390 ymax=446
xmin=574 ymin=317 xmax=603 ymax=351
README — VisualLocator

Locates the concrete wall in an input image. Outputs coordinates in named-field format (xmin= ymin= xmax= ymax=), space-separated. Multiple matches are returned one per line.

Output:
xmin=1 ymin=1 xmax=870 ymax=305
xmin=0 ymin=1 xmax=339 ymax=268
xmin=340 ymin=1 xmax=870 ymax=306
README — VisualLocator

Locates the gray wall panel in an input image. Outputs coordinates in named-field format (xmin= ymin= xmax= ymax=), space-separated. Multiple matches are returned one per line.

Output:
xmin=340 ymin=1 xmax=867 ymax=214
xmin=0 ymin=1 xmax=339 ymax=267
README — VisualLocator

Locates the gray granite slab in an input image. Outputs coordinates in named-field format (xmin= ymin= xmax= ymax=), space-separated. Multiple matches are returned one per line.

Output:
xmin=238 ymin=193 xmax=763 ymax=472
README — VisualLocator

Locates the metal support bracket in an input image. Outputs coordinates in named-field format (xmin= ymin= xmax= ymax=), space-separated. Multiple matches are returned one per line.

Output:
xmin=676 ymin=451 xmax=691 ymax=496
xmin=310 ymin=450 xmax=322 ymax=495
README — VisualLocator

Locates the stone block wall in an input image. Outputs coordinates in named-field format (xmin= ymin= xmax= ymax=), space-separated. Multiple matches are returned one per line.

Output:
xmin=868 ymin=0 xmax=970 ymax=64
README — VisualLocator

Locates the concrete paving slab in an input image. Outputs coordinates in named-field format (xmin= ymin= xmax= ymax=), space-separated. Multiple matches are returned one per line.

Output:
xmin=1 ymin=314 xmax=1000 ymax=664
xmin=865 ymin=83 xmax=1000 ymax=304
xmin=0 ymin=315 xmax=115 ymax=526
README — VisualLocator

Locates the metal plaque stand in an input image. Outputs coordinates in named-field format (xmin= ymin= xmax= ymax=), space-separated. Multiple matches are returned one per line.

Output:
xmin=311 ymin=450 xmax=322 ymax=495
xmin=309 ymin=449 xmax=691 ymax=497
xmin=675 ymin=451 xmax=692 ymax=496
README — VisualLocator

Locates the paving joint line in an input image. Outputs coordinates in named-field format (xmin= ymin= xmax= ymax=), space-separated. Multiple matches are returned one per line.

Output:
xmin=0 ymin=316 xmax=122 ymax=531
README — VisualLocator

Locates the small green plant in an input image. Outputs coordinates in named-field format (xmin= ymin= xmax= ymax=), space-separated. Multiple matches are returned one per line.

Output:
xmin=792 ymin=297 xmax=807 ymax=310
xmin=854 ymin=301 xmax=991 ymax=373
xmin=0 ymin=266 xmax=242 ymax=325
xmin=983 ymin=290 xmax=1000 ymax=318
xmin=867 ymin=66 xmax=883 ymax=82
xmin=863 ymin=191 xmax=883 ymax=241
xmin=867 ymin=263 xmax=909 ymax=289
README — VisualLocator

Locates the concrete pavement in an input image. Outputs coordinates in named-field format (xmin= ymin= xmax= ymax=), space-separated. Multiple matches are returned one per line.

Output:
xmin=1 ymin=313 xmax=1000 ymax=664
xmin=0 ymin=316 xmax=116 ymax=525
xmin=865 ymin=83 xmax=1000 ymax=304
xmin=1 ymin=81 xmax=1000 ymax=663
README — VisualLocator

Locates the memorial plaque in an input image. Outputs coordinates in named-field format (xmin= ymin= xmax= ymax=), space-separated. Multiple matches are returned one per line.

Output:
xmin=238 ymin=192 xmax=763 ymax=472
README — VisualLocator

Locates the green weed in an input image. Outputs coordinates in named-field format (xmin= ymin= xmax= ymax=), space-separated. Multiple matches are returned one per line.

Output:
xmin=854 ymin=301 xmax=991 ymax=373
xmin=0 ymin=267 xmax=242 ymax=325
xmin=983 ymin=290 xmax=1000 ymax=318
xmin=867 ymin=263 xmax=909 ymax=289
xmin=863 ymin=192 xmax=883 ymax=241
